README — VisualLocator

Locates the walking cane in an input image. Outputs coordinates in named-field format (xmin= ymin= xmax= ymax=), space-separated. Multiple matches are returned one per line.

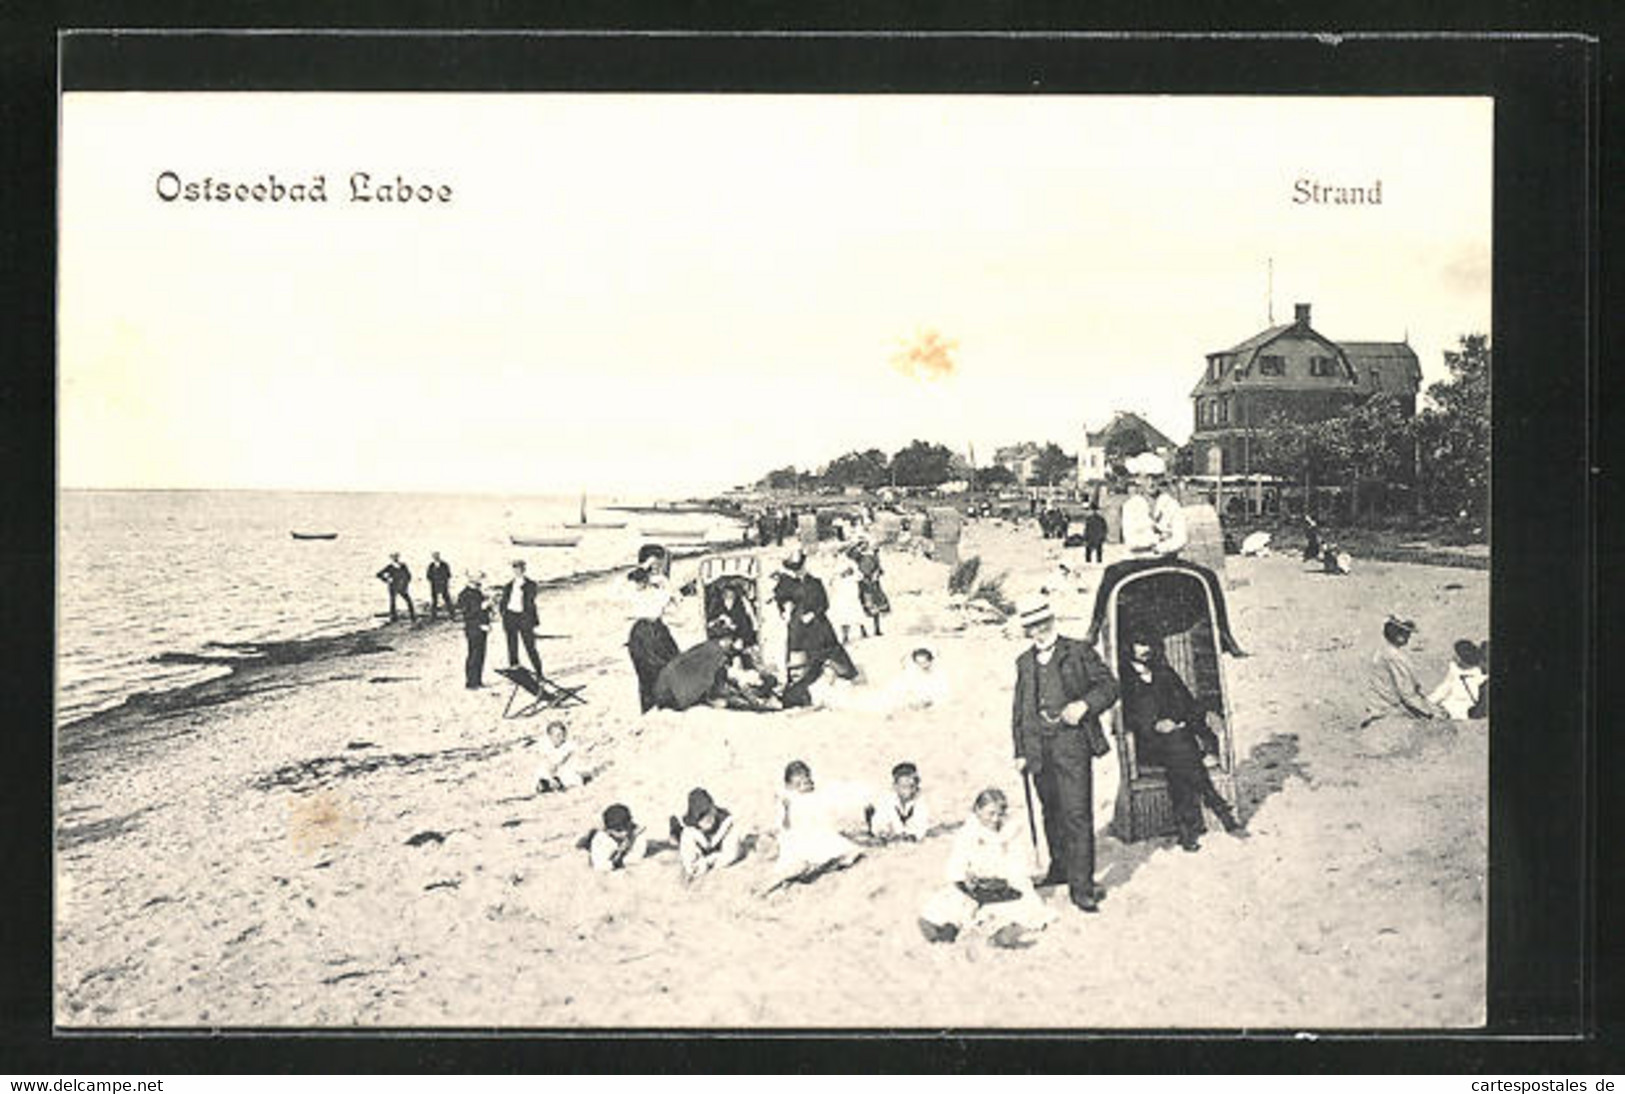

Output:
xmin=1021 ymin=769 xmax=1039 ymax=852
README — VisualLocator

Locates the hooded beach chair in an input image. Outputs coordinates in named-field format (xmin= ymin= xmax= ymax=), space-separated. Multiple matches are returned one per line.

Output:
xmin=1100 ymin=565 xmax=1239 ymax=842
xmin=495 ymin=665 xmax=587 ymax=719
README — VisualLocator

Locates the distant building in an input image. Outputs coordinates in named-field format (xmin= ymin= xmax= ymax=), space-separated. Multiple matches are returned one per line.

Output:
xmin=992 ymin=442 xmax=1043 ymax=485
xmin=1079 ymin=411 xmax=1178 ymax=483
xmin=1189 ymin=302 xmax=1421 ymax=476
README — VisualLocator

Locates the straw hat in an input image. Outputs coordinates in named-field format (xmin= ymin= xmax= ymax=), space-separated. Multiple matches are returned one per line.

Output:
xmin=1015 ymin=594 xmax=1054 ymax=630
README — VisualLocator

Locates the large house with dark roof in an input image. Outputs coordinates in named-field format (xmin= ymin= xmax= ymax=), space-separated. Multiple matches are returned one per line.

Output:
xmin=1189 ymin=302 xmax=1421 ymax=476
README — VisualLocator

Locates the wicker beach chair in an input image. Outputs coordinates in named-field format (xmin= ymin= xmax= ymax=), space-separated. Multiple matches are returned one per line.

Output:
xmin=699 ymin=555 xmax=762 ymax=648
xmin=495 ymin=665 xmax=587 ymax=719
xmin=1101 ymin=566 xmax=1238 ymax=842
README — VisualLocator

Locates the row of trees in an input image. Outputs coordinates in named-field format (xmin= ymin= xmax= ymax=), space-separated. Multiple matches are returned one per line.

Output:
xmin=1225 ymin=334 xmax=1490 ymax=525
xmin=758 ymin=439 xmax=1078 ymax=492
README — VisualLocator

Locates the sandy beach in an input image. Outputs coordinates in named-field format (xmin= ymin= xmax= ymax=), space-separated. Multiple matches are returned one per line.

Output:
xmin=54 ymin=520 xmax=1487 ymax=1029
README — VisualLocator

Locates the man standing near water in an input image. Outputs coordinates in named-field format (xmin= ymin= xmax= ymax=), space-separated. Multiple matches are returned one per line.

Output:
xmin=496 ymin=559 xmax=545 ymax=678
xmin=1011 ymin=594 xmax=1119 ymax=914
xmin=426 ymin=551 xmax=454 ymax=620
xmin=375 ymin=552 xmax=415 ymax=623
xmin=456 ymin=572 xmax=491 ymax=689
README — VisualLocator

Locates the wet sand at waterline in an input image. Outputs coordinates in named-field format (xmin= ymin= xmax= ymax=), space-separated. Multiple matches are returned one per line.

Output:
xmin=55 ymin=522 xmax=1486 ymax=1028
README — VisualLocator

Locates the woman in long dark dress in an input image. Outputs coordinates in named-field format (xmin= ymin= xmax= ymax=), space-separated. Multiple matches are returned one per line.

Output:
xmin=772 ymin=551 xmax=856 ymax=685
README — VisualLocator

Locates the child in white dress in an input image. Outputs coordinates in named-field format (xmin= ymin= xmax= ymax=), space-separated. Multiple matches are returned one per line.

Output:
xmin=771 ymin=760 xmax=864 ymax=886
xmin=919 ymin=789 xmax=1057 ymax=947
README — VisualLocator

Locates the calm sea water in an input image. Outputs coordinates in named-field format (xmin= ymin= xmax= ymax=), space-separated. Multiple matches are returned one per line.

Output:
xmin=56 ymin=490 xmax=737 ymax=726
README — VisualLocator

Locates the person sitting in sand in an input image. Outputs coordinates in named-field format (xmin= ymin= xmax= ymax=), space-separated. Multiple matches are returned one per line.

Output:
xmin=709 ymin=581 xmax=759 ymax=649
xmin=534 ymin=720 xmax=590 ymax=794
xmin=865 ymin=762 xmax=931 ymax=842
xmin=1356 ymin=615 xmax=1452 ymax=758
xmin=671 ymin=787 xmax=746 ymax=882
xmin=653 ymin=618 xmax=781 ymax=713
xmin=887 ymin=647 xmax=949 ymax=710
xmin=918 ymin=789 xmax=1057 ymax=948
xmin=770 ymin=760 xmax=864 ymax=887
xmin=585 ymin=803 xmax=650 ymax=872
xmin=1118 ymin=629 xmax=1243 ymax=851
xmin=1428 ymin=639 xmax=1488 ymax=721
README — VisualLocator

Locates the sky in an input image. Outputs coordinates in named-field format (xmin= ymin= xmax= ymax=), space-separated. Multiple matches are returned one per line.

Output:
xmin=59 ymin=94 xmax=1491 ymax=496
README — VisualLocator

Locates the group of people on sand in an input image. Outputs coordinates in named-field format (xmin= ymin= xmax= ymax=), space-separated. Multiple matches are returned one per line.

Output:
xmin=620 ymin=538 xmax=896 ymax=718
xmin=375 ymin=552 xmax=552 ymax=692
xmin=374 ymin=551 xmax=457 ymax=623
xmin=1357 ymin=614 xmax=1489 ymax=757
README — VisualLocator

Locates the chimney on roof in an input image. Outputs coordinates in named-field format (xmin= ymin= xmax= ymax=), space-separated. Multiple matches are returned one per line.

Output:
xmin=1294 ymin=303 xmax=1312 ymax=328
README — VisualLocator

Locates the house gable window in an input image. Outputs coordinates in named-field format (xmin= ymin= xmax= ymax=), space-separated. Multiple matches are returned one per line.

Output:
xmin=1310 ymin=355 xmax=1337 ymax=377
xmin=1258 ymin=354 xmax=1286 ymax=377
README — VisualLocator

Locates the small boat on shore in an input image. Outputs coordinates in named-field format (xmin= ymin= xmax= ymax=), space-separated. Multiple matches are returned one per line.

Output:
xmin=290 ymin=532 xmax=338 ymax=541
xmin=510 ymin=535 xmax=581 ymax=548
xmin=560 ymin=521 xmax=628 ymax=530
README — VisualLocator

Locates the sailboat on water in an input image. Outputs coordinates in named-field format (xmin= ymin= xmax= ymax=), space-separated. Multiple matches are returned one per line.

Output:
xmin=563 ymin=490 xmax=627 ymax=530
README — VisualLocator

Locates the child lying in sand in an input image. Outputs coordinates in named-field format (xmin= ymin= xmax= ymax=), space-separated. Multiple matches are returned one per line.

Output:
xmin=865 ymin=762 xmax=931 ymax=842
xmin=918 ymin=789 xmax=1057 ymax=948
xmin=585 ymin=803 xmax=650 ymax=872
xmin=534 ymin=721 xmax=589 ymax=793
xmin=769 ymin=760 xmax=864 ymax=887
xmin=671 ymin=787 xmax=746 ymax=882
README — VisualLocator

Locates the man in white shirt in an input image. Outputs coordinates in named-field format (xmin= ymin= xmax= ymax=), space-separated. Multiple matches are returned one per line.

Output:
xmin=1151 ymin=477 xmax=1189 ymax=556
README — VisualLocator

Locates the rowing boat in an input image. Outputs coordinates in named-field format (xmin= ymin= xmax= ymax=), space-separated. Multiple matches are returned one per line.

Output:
xmin=290 ymin=532 xmax=338 ymax=540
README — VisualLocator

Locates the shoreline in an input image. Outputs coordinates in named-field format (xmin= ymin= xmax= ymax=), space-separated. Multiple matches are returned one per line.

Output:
xmin=54 ymin=521 xmax=1489 ymax=1028
xmin=57 ymin=538 xmax=750 ymax=767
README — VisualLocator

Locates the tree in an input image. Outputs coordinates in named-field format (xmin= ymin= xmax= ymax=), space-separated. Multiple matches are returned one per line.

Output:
xmin=889 ymin=440 xmax=956 ymax=488
xmin=822 ymin=448 xmax=891 ymax=490
xmin=1416 ymin=334 xmax=1490 ymax=526
xmin=760 ymin=466 xmax=800 ymax=490
xmin=1032 ymin=442 xmax=1076 ymax=487
xmin=978 ymin=464 xmax=1019 ymax=489
xmin=1105 ymin=426 xmax=1149 ymax=465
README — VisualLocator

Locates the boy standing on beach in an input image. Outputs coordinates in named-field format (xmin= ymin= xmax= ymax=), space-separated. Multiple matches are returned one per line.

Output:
xmin=456 ymin=571 xmax=491 ymax=689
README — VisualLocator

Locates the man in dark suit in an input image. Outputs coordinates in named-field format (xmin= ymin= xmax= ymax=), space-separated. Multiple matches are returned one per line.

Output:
xmin=1083 ymin=503 xmax=1108 ymax=564
xmin=1011 ymin=594 xmax=1119 ymax=913
xmin=496 ymin=559 xmax=544 ymax=678
xmin=426 ymin=551 xmax=454 ymax=620
xmin=455 ymin=571 xmax=491 ymax=689
xmin=375 ymin=553 xmax=415 ymax=623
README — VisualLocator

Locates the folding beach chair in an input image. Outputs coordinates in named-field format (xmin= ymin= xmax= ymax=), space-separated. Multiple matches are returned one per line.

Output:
xmin=495 ymin=665 xmax=587 ymax=719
